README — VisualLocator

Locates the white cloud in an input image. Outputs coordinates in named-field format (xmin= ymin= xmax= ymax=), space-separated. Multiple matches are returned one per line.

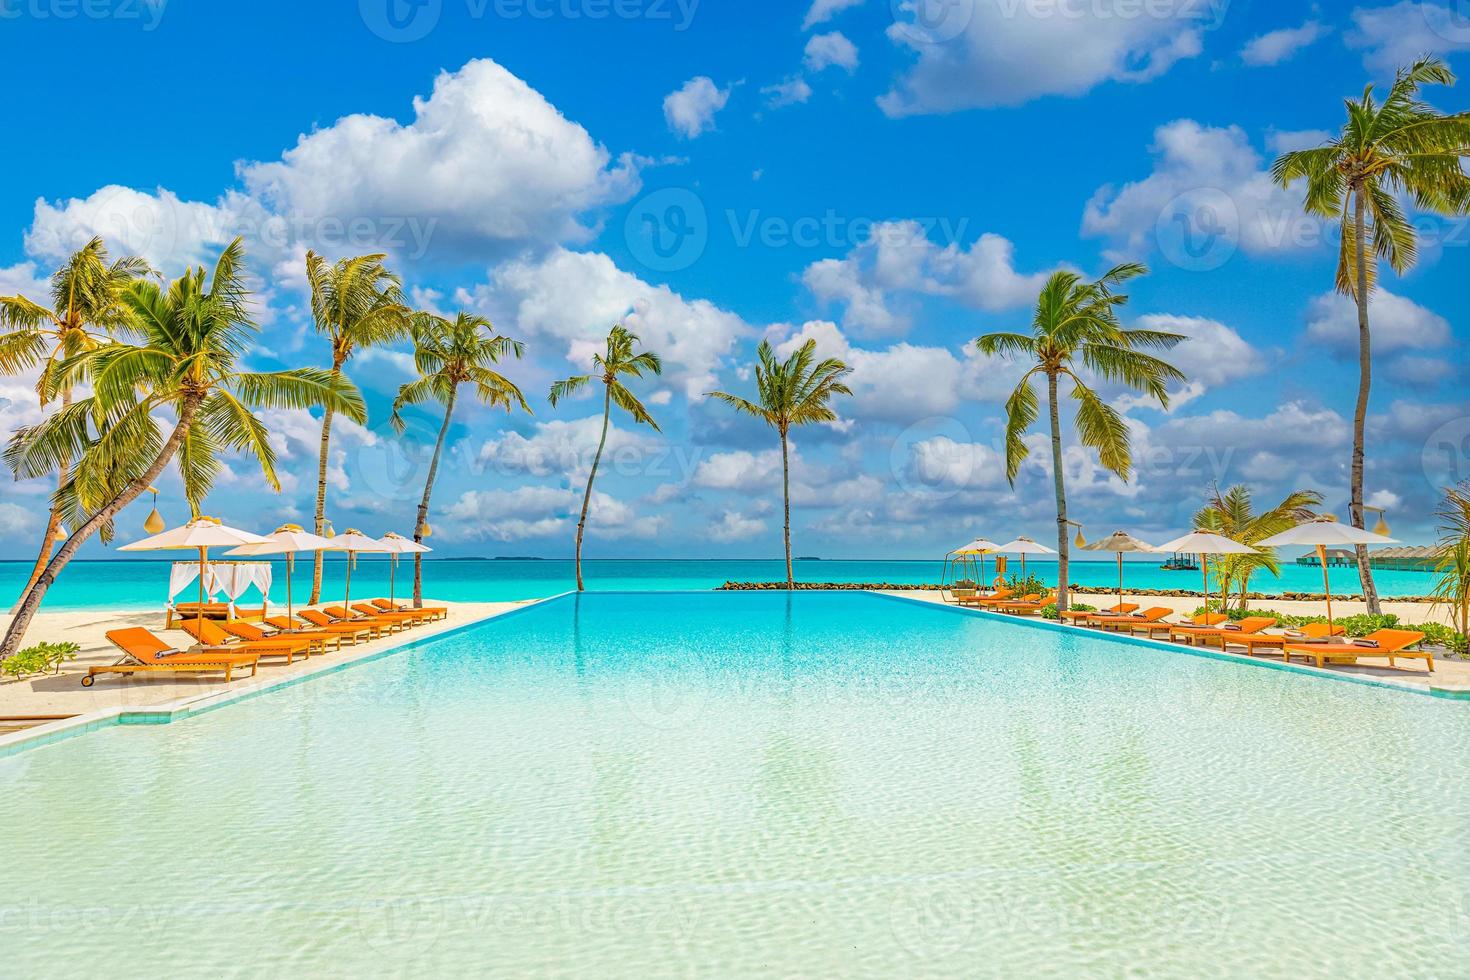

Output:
xmin=0 ymin=503 xmax=40 ymax=536
xmin=802 ymin=0 xmax=863 ymax=30
xmin=1305 ymin=290 xmax=1451 ymax=354
xmin=478 ymin=417 xmax=663 ymax=480
xmin=662 ymin=76 xmax=732 ymax=139
xmin=761 ymin=76 xmax=813 ymax=108
xmin=445 ymin=485 xmax=662 ymax=541
xmin=708 ymin=510 xmax=768 ymax=542
xmin=804 ymin=32 xmax=859 ymax=73
xmin=691 ymin=449 xmax=782 ymax=492
xmin=801 ymin=221 xmax=1054 ymax=334
xmin=0 ymin=261 xmax=51 ymax=301
xmin=1133 ymin=314 xmax=1264 ymax=390
xmin=903 ymin=436 xmax=1008 ymax=492
xmin=878 ymin=2 xmax=1207 ymax=116
xmin=463 ymin=247 xmax=751 ymax=397
xmin=1240 ymin=21 xmax=1327 ymax=66
xmin=1082 ymin=119 xmax=1321 ymax=262
xmin=776 ymin=319 xmax=965 ymax=423
xmin=1346 ymin=2 xmax=1470 ymax=72
xmin=240 ymin=59 xmax=639 ymax=253
xmin=257 ymin=408 xmax=377 ymax=496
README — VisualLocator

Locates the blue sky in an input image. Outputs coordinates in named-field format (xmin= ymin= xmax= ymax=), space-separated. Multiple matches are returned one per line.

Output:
xmin=1 ymin=0 xmax=1468 ymax=560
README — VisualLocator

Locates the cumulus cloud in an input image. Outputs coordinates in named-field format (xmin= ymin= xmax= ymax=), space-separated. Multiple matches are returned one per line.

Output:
xmin=802 ymin=0 xmax=863 ymax=30
xmin=1346 ymin=2 xmax=1470 ymax=71
xmin=1240 ymin=21 xmax=1327 ymax=66
xmin=663 ymin=76 xmax=733 ymax=138
xmin=1305 ymin=290 xmax=1451 ymax=354
xmin=446 ymin=485 xmax=662 ymax=541
xmin=878 ymin=1 xmax=1208 ymax=116
xmin=761 ymin=76 xmax=813 ymax=108
xmin=0 ymin=503 xmax=40 ymax=536
xmin=461 ymin=247 xmax=752 ymax=397
xmin=804 ymin=32 xmax=859 ymax=73
xmin=707 ymin=510 xmax=768 ymax=542
xmin=1082 ymin=119 xmax=1322 ymax=263
xmin=801 ymin=221 xmax=1054 ymax=334
xmin=477 ymin=417 xmax=665 ymax=481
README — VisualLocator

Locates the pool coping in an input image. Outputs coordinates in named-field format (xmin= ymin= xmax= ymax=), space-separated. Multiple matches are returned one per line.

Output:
xmin=869 ymin=591 xmax=1470 ymax=701
xmin=0 ymin=594 xmax=570 ymax=760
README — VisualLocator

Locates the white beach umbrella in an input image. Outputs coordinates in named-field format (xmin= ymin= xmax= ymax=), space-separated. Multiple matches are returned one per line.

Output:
xmin=1155 ymin=531 xmax=1257 ymax=616
xmin=326 ymin=529 xmax=392 ymax=612
xmin=1255 ymin=516 xmax=1399 ymax=628
xmin=226 ymin=523 xmax=335 ymax=624
xmin=1085 ymin=531 xmax=1159 ymax=607
xmin=995 ymin=536 xmax=1057 ymax=583
xmin=119 ymin=517 xmax=271 ymax=633
xmin=947 ymin=537 xmax=1003 ymax=592
xmin=378 ymin=532 xmax=431 ymax=609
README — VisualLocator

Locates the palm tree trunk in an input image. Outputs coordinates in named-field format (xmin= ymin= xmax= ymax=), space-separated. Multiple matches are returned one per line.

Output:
xmin=781 ymin=426 xmax=793 ymax=589
xmin=1047 ymin=370 xmax=1069 ymax=613
xmin=412 ymin=386 xmax=457 ymax=607
xmin=9 ymin=388 xmax=72 ymax=614
xmin=1351 ymin=189 xmax=1381 ymax=615
xmin=309 ymin=357 xmax=344 ymax=605
xmin=574 ymin=386 xmax=612 ymax=592
xmin=1 ymin=398 xmax=201 ymax=660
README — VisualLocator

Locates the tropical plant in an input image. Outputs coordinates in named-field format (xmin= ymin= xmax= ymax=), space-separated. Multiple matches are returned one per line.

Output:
xmin=392 ymin=311 xmax=530 ymax=606
xmin=1430 ymin=483 xmax=1470 ymax=637
xmin=1 ymin=239 xmax=366 ymax=659
xmin=975 ymin=264 xmax=1184 ymax=612
xmin=705 ymin=339 xmax=852 ymax=588
xmin=304 ymin=251 xmax=410 ymax=602
xmin=0 ymin=640 xmax=79 ymax=681
xmin=1193 ymin=484 xmax=1324 ymax=612
xmin=1271 ymin=56 xmax=1470 ymax=614
xmin=0 ymin=237 xmax=152 ymax=610
xmin=548 ymin=325 xmax=662 ymax=591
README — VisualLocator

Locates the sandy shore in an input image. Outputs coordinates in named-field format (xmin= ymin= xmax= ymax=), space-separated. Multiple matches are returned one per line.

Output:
xmin=887 ymin=590 xmax=1470 ymax=694
xmin=0 ymin=599 xmax=527 ymax=720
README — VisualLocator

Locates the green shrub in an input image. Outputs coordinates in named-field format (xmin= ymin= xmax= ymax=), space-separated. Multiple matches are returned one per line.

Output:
xmin=1003 ymin=573 xmax=1050 ymax=597
xmin=1044 ymin=601 xmax=1095 ymax=621
xmin=1416 ymin=622 xmax=1469 ymax=656
xmin=0 ymin=641 xmax=80 ymax=682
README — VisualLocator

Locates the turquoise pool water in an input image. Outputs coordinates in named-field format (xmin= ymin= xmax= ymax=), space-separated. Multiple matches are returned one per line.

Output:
xmin=0 ymin=556 xmax=1440 ymax=611
xmin=3 ymin=592 xmax=1468 ymax=976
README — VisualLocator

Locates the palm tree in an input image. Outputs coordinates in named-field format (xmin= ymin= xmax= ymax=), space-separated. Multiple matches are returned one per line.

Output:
xmin=1 ymin=239 xmax=365 ymax=659
xmin=304 ymin=251 xmax=409 ymax=603
xmin=1272 ymin=56 xmax=1470 ymax=614
xmin=705 ymin=339 xmax=852 ymax=588
xmin=548 ymin=325 xmax=661 ymax=592
xmin=1194 ymin=484 xmax=1323 ymax=612
xmin=1431 ymin=483 xmax=1470 ymax=638
xmin=392 ymin=312 xmax=530 ymax=606
xmin=976 ymin=264 xmax=1184 ymax=612
xmin=0 ymin=237 xmax=151 ymax=610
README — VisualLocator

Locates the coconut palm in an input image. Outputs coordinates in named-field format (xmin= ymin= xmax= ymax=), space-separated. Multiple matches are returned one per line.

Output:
xmin=1193 ymin=484 xmax=1324 ymax=612
xmin=304 ymin=251 xmax=410 ymax=602
xmin=0 ymin=237 xmax=152 ymax=609
xmin=976 ymin=264 xmax=1184 ymax=612
xmin=548 ymin=325 xmax=661 ymax=592
xmin=705 ymin=339 xmax=852 ymax=588
xmin=1431 ymin=483 xmax=1470 ymax=638
xmin=391 ymin=312 xmax=530 ymax=606
xmin=1 ymin=238 xmax=366 ymax=659
xmin=1272 ymin=56 xmax=1470 ymax=614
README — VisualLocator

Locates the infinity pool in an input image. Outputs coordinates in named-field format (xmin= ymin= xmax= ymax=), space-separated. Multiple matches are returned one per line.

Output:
xmin=3 ymin=592 xmax=1468 ymax=976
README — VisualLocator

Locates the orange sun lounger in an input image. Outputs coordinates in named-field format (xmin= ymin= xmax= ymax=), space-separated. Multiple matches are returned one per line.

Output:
xmin=298 ymin=609 xmax=388 ymax=639
xmin=269 ymin=614 xmax=374 ymax=644
xmin=373 ymin=598 xmax=448 ymax=621
xmin=1282 ymin=629 xmax=1432 ymax=671
xmin=87 ymin=628 xmax=260 ymax=687
xmin=322 ymin=605 xmax=412 ymax=633
xmin=1087 ymin=607 xmax=1175 ymax=634
xmin=350 ymin=602 xmax=432 ymax=625
xmin=1167 ymin=616 xmax=1277 ymax=649
xmin=996 ymin=593 xmax=1057 ymax=615
xmin=179 ymin=619 xmax=315 ymax=665
xmin=220 ymin=620 xmax=342 ymax=654
xmin=1060 ymin=603 xmax=1139 ymax=624
xmin=1222 ymin=622 xmax=1344 ymax=654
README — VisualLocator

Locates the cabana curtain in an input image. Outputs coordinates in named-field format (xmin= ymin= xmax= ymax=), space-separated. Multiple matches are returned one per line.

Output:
xmin=167 ymin=561 xmax=273 ymax=615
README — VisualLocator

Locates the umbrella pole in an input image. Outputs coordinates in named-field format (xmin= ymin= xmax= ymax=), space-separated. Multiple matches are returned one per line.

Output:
xmin=389 ymin=554 xmax=397 ymax=608
xmin=286 ymin=553 xmax=294 ymax=625
xmin=1117 ymin=553 xmax=1124 ymax=608
xmin=1317 ymin=544 xmax=1333 ymax=630
xmin=197 ymin=546 xmax=207 ymax=636
xmin=1201 ymin=556 xmax=1209 ymax=613
xmin=344 ymin=551 xmax=353 ymax=612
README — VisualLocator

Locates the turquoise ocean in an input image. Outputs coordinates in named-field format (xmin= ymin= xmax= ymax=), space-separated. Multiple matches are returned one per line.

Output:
xmin=0 ymin=556 xmax=1439 ymax=612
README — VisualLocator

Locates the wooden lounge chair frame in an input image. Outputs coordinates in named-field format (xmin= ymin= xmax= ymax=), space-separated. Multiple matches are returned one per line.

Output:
xmin=374 ymin=598 xmax=448 ymax=620
xmin=322 ymin=605 xmax=411 ymax=633
xmin=221 ymin=620 xmax=342 ymax=654
xmin=1167 ymin=616 xmax=1278 ymax=649
xmin=1060 ymin=603 xmax=1138 ymax=623
xmin=298 ymin=610 xmax=386 ymax=639
xmin=1283 ymin=629 xmax=1432 ymax=672
xmin=179 ymin=619 xmax=315 ymax=665
xmin=1222 ymin=623 xmax=1344 ymax=654
xmin=87 ymin=628 xmax=260 ymax=687
xmin=996 ymin=594 xmax=1057 ymax=616
xmin=265 ymin=615 xmax=372 ymax=644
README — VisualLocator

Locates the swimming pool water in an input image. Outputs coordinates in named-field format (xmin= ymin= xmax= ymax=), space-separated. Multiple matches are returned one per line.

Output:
xmin=3 ymin=592 xmax=1468 ymax=977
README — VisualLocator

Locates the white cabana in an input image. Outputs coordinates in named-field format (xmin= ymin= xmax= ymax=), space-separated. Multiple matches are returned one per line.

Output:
xmin=120 ymin=517 xmax=271 ymax=631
